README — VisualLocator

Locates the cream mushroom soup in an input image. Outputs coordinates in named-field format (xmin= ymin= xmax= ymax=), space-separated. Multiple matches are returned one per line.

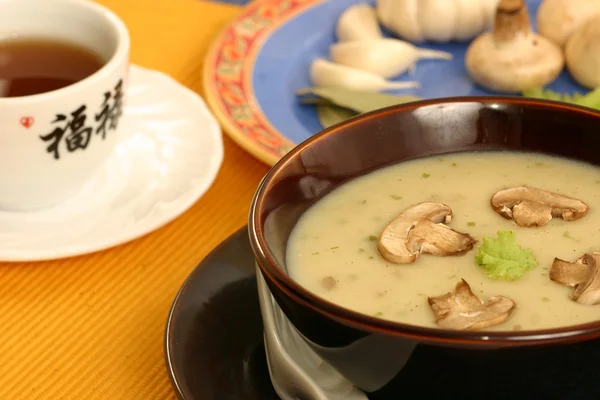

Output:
xmin=286 ymin=152 xmax=600 ymax=331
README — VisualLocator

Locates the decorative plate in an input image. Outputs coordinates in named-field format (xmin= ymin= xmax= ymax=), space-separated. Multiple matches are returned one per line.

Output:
xmin=203 ymin=0 xmax=584 ymax=166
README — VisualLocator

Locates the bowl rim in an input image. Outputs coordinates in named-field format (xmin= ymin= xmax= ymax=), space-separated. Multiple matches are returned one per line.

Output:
xmin=249 ymin=95 xmax=600 ymax=346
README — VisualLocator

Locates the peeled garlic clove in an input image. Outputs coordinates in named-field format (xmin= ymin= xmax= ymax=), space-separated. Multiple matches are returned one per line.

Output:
xmin=336 ymin=3 xmax=383 ymax=42
xmin=310 ymin=58 xmax=419 ymax=92
xmin=377 ymin=0 xmax=424 ymax=43
xmin=537 ymin=0 xmax=600 ymax=48
xmin=465 ymin=0 xmax=564 ymax=93
xmin=330 ymin=38 xmax=452 ymax=79
xmin=418 ymin=0 xmax=458 ymax=43
xmin=565 ymin=14 xmax=600 ymax=88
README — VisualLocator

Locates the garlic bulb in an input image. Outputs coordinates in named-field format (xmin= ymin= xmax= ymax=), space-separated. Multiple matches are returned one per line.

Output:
xmin=376 ymin=0 xmax=500 ymax=43
xmin=310 ymin=59 xmax=419 ymax=92
xmin=537 ymin=0 xmax=600 ymax=48
xmin=565 ymin=14 xmax=600 ymax=88
xmin=418 ymin=1 xmax=459 ymax=43
xmin=330 ymin=39 xmax=452 ymax=79
xmin=377 ymin=0 xmax=422 ymax=43
xmin=336 ymin=3 xmax=383 ymax=42
xmin=465 ymin=0 xmax=564 ymax=93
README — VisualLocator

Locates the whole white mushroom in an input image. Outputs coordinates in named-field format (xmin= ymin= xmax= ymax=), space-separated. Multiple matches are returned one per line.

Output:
xmin=537 ymin=0 xmax=600 ymax=48
xmin=465 ymin=0 xmax=564 ymax=93
xmin=565 ymin=14 xmax=600 ymax=89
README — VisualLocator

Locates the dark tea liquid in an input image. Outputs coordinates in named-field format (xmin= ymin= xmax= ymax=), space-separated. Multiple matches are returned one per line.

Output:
xmin=0 ymin=38 xmax=104 ymax=98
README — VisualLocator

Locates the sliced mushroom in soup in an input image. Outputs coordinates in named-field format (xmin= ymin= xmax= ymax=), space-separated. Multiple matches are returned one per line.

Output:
xmin=491 ymin=186 xmax=588 ymax=227
xmin=378 ymin=202 xmax=476 ymax=264
xmin=550 ymin=253 xmax=600 ymax=305
xmin=287 ymin=152 xmax=600 ymax=330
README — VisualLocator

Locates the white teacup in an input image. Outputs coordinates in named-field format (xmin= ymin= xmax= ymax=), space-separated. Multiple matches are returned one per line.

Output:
xmin=0 ymin=0 xmax=130 ymax=211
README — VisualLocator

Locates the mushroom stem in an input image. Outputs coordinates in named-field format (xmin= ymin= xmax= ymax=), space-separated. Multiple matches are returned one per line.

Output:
xmin=493 ymin=0 xmax=531 ymax=43
xmin=569 ymin=254 xmax=600 ymax=304
xmin=410 ymin=220 xmax=476 ymax=257
xmin=550 ymin=257 xmax=589 ymax=287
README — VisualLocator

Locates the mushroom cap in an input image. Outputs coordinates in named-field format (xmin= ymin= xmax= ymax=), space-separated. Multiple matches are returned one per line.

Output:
xmin=465 ymin=32 xmax=564 ymax=93
xmin=490 ymin=186 xmax=588 ymax=227
xmin=537 ymin=0 xmax=600 ymax=48
xmin=550 ymin=253 xmax=600 ymax=305
xmin=378 ymin=202 xmax=476 ymax=264
xmin=565 ymin=14 xmax=600 ymax=89
xmin=428 ymin=279 xmax=516 ymax=330
xmin=465 ymin=0 xmax=564 ymax=93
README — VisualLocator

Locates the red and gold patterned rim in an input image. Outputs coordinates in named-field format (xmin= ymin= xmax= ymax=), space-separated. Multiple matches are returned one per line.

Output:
xmin=203 ymin=0 xmax=322 ymax=166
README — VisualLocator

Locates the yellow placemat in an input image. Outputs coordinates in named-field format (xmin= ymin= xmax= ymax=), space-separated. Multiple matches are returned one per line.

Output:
xmin=0 ymin=1 xmax=269 ymax=398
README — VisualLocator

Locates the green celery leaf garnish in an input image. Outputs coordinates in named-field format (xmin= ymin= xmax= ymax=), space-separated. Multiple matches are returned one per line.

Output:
xmin=523 ymin=87 xmax=600 ymax=109
xmin=475 ymin=230 xmax=538 ymax=281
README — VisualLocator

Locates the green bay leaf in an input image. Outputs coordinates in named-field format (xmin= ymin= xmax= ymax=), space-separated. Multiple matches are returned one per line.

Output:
xmin=316 ymin=105 xmax=358 ymax=128
xmin=299 ymin=97 xmax=334 ymax=106
xmin=297 ymin=86 xmax=421 ymax=114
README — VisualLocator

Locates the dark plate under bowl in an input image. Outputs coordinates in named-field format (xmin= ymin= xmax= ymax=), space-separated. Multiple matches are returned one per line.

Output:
xmin=165 ymin=228 xmax=600 ymax=399
xmin=248 ymin=97 xmax=600 ymax=392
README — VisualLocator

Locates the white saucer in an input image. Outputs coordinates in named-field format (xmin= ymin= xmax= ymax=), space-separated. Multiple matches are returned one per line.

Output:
xmin=0 ymin=65 xmax=223 ymax=262
xmin=256 ymin=265 xmax=368 ymax=400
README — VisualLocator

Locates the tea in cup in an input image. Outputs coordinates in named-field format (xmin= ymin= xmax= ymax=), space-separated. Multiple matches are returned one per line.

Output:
xmin=0 ymin=0 xmax=130 ymax=210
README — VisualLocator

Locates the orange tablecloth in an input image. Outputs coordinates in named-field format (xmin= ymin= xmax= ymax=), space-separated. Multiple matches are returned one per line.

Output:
xmin=0 ymin=1 xmax=268 ymax=398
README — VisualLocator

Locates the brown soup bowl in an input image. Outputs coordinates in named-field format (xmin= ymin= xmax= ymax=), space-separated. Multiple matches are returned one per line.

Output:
xmin=248 ymin=97 xmax=600 ymax=395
